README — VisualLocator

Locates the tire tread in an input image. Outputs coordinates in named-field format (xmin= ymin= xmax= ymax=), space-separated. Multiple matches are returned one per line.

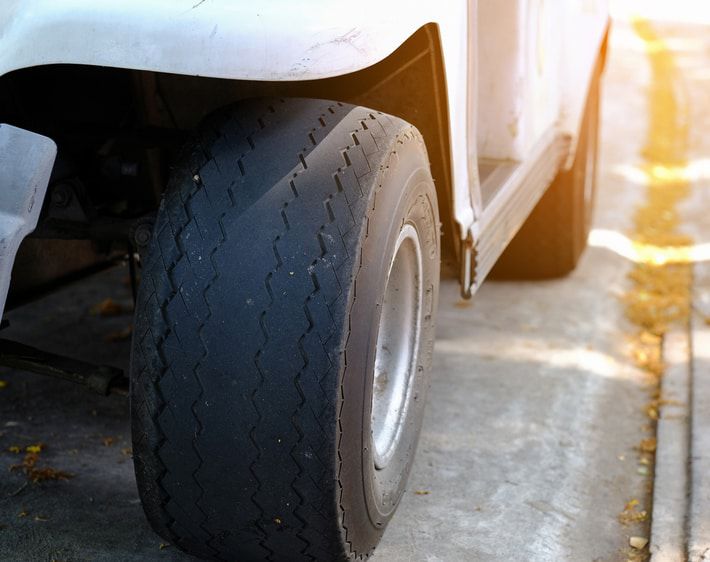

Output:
xmin=131 ymin=98 xmax=422 ymax=561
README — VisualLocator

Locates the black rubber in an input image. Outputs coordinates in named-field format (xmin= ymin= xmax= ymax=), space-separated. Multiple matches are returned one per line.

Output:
xmin=489 ymin=54 xmax=602 ymax=280
xmin=130 ymin=98 xmax=440 ymax=561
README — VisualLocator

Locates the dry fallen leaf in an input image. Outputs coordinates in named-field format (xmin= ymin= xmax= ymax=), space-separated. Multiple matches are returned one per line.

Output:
xmin=90 ymin=298 xmax=124 ymax=317
xmin=10 ymin=445 xmax=73 ymax=483
xmin=639 ymin=437 xmax=657 ymax=454
xmin=414 ymin=490 xmax=430 ymax=496
xmin=645 ymin=403 xmax=659 ymax=420
xmin=102 ymin=437 xmax=115 ymax=447
xmin=619 ymin=499 xmax=648 ymax=525
xmin=104 ymin=325 xmax=133 ymax=343
xmin=8 ymin=445 xmax=21 ymax=454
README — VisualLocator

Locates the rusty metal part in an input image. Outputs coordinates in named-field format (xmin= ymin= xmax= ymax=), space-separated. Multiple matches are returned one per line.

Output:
xmin=128 ymin=215 xmax=155 ymax=257
xmin=0 ymin=338 xmax=128 ymax=396
xmin=459 ymin=234 xmax=476 ymax=300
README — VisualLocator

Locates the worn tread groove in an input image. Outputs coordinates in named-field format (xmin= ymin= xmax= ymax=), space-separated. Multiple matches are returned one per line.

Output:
xmin=131 ymin=99 xmax=428 ymax=562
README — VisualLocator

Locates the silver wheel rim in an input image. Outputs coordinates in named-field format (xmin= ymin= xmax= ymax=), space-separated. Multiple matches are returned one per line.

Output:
xmin=371 ymin=223 xmax=423 ymax=471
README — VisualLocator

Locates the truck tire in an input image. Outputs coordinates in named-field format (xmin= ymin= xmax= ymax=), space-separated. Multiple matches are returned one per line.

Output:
xmin=130 ymin=98 xmax=440 ymax=561
xmin=490 ymin=54 xmax=601 ymax=279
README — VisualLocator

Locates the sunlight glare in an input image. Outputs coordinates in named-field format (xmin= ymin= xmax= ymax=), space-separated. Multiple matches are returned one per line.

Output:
xmin=434 ymin=339 xmax=635 ymax=381
xmin=588 ymin=228 xmax=710 ymax=265
xmin=614 ymin=158 xmax=710 ymax=185
xmin=613 ymin=0 xmax=710 ymax=24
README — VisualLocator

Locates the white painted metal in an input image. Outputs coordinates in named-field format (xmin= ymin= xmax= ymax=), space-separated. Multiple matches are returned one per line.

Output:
xmin=477 ymin=0 xmax=608 ymax=163
xmin=0 ymin=125 xmax=57 ymax=316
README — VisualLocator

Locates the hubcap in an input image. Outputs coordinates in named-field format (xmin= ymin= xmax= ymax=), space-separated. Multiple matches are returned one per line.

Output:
xmin=371 ymin=223 xmax=423 ymax=470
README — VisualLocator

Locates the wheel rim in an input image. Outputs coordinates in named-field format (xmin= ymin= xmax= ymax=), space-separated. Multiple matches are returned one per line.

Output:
xmin=371 ymin=223 xmax=423 ymax=471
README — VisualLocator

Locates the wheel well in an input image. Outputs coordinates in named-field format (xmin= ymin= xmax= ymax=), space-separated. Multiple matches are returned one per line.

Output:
xmin=0 ymin=23 xmax=455 ymax=304
xmin=135 ymin=23 xmax=455 ymax=260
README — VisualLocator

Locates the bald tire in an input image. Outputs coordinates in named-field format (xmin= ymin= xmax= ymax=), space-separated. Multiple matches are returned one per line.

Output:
xmin=130 ymin=97 xmax=440 ymax=561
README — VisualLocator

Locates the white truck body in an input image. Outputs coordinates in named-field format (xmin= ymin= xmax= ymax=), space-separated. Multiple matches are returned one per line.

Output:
xmin=0 ymin=0 xmax=609 ymax=315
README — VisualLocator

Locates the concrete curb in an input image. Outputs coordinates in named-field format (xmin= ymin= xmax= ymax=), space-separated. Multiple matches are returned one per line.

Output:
xmin=688 ymin=282 xmax=710 ymax=561
xmin=649 ymin=328 xmax=690 ymax=562
xmin=651 ymin=261 xmax=710 ymax=562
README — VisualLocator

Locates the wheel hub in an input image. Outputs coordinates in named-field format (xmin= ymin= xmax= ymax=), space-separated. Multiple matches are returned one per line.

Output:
xmin=371 ymin=223 xmax=423 ymax=471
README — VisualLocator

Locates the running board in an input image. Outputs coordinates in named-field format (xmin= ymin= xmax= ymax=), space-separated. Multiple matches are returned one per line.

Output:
xmin=461 ymin=131 xmax=570 ymax=298
xmin=478 ymin=159 xmax=518 ymax=208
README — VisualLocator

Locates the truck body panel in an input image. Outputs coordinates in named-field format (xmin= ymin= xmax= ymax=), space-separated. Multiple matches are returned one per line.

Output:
xmin=0 ymin=0 xmax=609 ymax=314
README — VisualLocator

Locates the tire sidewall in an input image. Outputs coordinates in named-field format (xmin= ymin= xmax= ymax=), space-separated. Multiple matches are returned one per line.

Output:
xmin=573 ymin=58 xmax=602 ymax=254
xmin=338 ymin=133 xmax=440 ymax=553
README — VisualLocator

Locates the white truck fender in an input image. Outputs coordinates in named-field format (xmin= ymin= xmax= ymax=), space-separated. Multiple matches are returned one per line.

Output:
xmin=0 ymin=0 xmax=475 ymax=237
